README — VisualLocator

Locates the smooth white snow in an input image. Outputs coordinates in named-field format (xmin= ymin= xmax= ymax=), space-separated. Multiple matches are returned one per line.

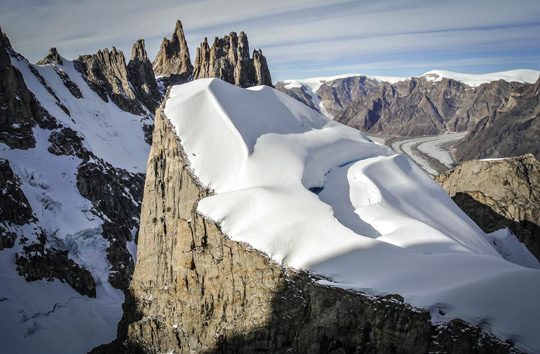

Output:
xmin=164 ymin=79 xmax=540 ymax=353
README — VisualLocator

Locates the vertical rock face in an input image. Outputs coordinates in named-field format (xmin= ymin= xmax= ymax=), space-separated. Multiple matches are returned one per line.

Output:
xmin=94 ymin=106 xmax=518 ymax=354
xmin=128 ymin=39 xmax=161 ymax=113
xmin=0 ymin=28 xmax=42 ymax=149
xmin=152 ymin=20 xmax=193 ymax=85
xmin=435 ymin=154 xmax=540 ymax=262
xmin=192 ymin=31 xmax=273 ymax=88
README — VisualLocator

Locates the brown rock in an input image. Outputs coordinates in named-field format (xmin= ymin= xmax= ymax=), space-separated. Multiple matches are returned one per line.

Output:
xmin=435 ymin=154 xmax=540 ymax=261
xmin=152 ymin=20 xmax=193 ymax=85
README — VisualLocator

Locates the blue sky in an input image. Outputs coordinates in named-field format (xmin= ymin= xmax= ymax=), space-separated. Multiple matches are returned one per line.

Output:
xmin=1 ymin=0 xmax=539 ymax=82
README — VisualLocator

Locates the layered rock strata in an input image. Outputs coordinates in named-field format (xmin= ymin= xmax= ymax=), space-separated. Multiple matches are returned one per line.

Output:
xmin=454 ymin=77 xmax=540 ymax=162
xmin=95 ymin=105 xmax=519 ymax=354
xmin=192 ymin=31 xmax=273 ymax=88
xmin=436 ymin=154 xmax=540 ymax=262
xmin=152 ymin=20 xmax=193 ymax=85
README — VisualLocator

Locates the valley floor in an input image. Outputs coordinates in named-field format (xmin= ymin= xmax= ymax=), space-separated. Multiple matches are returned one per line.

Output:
xmin=368 ymin=132 xmax=468 ymax=175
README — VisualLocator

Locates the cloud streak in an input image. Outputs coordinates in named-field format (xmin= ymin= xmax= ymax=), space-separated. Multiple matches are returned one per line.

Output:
xmin=1 ymin=0 xmax=538 ymax=81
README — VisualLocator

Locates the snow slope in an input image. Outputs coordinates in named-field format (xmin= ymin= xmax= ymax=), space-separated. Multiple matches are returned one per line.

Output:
xmin=0 ymin=54 xmax=150 ymax=353
xmin=165 ymin=79 xmax=540 ymax=353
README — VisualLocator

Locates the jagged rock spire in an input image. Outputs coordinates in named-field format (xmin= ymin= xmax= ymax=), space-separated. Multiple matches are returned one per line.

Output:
xmin=192 ymin=31 xmax=273 ymax=88
xmin=37 ymin=47 xmax=63 ymax=65
xmin=128 ymin=39 xmax=160 ymax=113
xmin=152 ymin=20 xmax=193 ymax=84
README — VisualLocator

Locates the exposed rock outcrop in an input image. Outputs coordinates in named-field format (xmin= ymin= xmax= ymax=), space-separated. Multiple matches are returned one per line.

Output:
xmin=94 ymin=105 xmax=519 ymax=354
xmin=152 ymin=20 xmax=193 ymax=86
xmin=77 ymin=157 xmax=145 ymax=290
xmin=128 ymin=39 xmax=161 ymax=112
xmin=36 ymin=47 xmax=63 ymax=66
xmin=0 ymin=27 xmax=43 ymax=149
xmin=435 ymin=154 xmax=540 ymax=262
xmin=454 ymin=77 xmax=540 ymax=162
xmin=0 ymin=159 xmax=34 ymax=250
xmin=75 ymin=47 xmax=147 ymax=115
xmin=15 ymin=230 xmax=97 ymax=298
xmin=192 ymin=31 xmax=273 ymax=88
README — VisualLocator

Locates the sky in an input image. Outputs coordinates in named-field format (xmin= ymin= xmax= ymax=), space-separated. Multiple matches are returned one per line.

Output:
xmin=1 ymin=0 xmax=539 ymax=82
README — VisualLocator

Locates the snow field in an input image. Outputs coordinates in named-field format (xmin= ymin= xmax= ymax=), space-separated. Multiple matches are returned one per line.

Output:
xmin=165 ymin=79 xmax=540 ymax=353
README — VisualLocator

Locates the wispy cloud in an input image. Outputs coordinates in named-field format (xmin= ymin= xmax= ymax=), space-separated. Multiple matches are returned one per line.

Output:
xmin=1 ymin=0 xmax=539 ymax=81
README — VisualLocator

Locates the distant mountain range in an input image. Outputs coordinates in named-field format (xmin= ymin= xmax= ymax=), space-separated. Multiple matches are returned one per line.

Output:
xmin=276 ymin=69 xmax=540 ymax=162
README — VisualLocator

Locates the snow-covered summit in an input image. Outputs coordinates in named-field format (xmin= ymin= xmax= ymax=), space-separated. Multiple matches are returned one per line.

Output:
xmin=165 ymin=78 xmax=540 ymax=353
xmin=422 ymin=69 xmax=540 ymax=87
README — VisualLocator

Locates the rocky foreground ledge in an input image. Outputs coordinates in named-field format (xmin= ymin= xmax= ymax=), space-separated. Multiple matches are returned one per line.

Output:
xmin=93 ymin=103 xmax=521 ymax=354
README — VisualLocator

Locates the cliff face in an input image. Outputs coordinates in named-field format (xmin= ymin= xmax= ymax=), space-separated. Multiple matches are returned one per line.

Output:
xmin=192 ymin=31 xmax=273 ymax=88
xmin=95 ymin=105 xmax=518 ymax=354
xmin=435 ymin=154 xmax=540 ymax=263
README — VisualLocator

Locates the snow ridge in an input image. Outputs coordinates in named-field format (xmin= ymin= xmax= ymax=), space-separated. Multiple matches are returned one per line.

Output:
xmin=165 ymin=79 xmax=540 ymax=353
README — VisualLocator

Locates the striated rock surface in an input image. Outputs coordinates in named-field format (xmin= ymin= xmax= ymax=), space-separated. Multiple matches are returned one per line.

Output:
xmin=454 ymin=77 xmax=540 ymax=162
xmin=94 ymin=105 xmax=519 ymax=354
xmin=152 ymin=20 xmax=193 ymax=85
xmin=192 ymin=31 xmax=273 ymax=88
xmin=435 ymin=154 xmax=540 ymax=262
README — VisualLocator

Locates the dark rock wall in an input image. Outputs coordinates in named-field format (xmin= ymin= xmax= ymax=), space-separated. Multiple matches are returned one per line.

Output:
xmin=0 ymin=28 xmax=42 ymax=149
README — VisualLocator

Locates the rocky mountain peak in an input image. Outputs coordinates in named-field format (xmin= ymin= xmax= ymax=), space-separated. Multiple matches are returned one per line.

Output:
xmin=193 ymin=30 xmax=273 ymax=88
xmin=128 ymin=39 xmax=160 ymax=113
xmin=37 ymin=47 xmax=63 ymax=65
xmin=152 ymin=19 xmax=193 ymax=84
xmin=130 ymin=39 xmax=147 ymax=63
